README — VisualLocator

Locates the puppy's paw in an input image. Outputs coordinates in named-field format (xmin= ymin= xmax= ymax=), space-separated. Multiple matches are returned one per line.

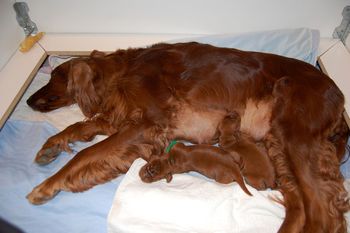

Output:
xmin=146 ymin=163 xmax=159 ymax=177
xmin=139 ymin=161 xmax=162 ymax=183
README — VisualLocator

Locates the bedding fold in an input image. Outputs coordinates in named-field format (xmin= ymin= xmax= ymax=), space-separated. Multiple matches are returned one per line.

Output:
xmin=108 ymin=158 xmax=285 ymax=233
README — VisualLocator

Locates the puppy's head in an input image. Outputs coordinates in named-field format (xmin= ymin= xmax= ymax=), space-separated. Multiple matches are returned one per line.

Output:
xmin=218 ymin=112 xmax=241 ymax=147
xmin=221 ymin=112 xmax=240 ymax=131
xmin=139 ymin=155 xmax=173 ymax=183
xmin=243 ymin=170 xmax=276 ymax=190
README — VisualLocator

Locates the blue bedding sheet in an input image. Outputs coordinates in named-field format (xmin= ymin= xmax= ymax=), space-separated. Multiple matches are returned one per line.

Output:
xmin=172 ymin=27 xmax=320 ymax=65
xmin=0 ymin=120 xmax=123 ymax=233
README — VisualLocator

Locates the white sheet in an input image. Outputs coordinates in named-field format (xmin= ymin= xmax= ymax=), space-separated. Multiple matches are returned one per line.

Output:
xmin=108 ymin=158 xmax=286 ymax=233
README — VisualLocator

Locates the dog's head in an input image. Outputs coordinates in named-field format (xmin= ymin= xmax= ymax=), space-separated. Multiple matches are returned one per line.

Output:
xmin=139 ymin=155 xmax=174 ymax=183
xmin=27 ymin=51 xmax=109 ymax=117
xmin=27 ymin=60 xmax=75 ymax=112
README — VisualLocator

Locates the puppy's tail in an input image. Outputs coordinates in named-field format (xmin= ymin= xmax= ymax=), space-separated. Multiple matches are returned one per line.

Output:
xmin=233 ymin=166 xmax=252 ymax=196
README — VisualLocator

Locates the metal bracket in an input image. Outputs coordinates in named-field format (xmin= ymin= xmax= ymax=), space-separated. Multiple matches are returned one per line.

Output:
xmin=13 ymin=2 xmax=38 ymax=37
xmin=333 ymin=6 xmax=350 ymax=44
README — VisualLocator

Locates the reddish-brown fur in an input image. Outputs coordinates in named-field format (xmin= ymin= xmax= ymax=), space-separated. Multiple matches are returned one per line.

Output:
xmin=27 ymin=112 xmax=167 ymax=205
xmin=218 ymin=112 xmax=276 ymax=190
xmin=139 ymin=142 xmax=252 ymax=196
xmin=26 ymin=42 xmax=349 ymax=232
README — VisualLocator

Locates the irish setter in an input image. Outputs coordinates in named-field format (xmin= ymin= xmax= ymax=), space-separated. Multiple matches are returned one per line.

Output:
xmin=26 ymin=42 xmax=349 ymax=232
xmin=139 ymin=142 xmax=252 ymax=196
xmin=218 ymin=112 xmax=276 ymax=190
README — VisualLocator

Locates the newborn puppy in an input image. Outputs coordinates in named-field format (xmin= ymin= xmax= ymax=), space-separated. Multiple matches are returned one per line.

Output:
xmin=139 ymin=142 xmax=252 ymax=196
xmin=218 ymin=112 xmax=276 ymax=190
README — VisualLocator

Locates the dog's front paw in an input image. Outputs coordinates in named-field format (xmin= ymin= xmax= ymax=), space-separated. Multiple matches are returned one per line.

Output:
xmin=35 ymin=138 xmax=71 ymax=165
xmin=26 ymin=181 xmax=60 ymax=205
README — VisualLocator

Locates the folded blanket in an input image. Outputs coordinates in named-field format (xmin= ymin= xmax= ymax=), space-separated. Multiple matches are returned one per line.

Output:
xmin=108 ymin=158 xmax=286 ymax=233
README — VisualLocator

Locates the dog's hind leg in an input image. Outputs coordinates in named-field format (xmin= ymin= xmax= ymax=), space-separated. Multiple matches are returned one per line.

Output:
xmin=265 ymin=132 xmax=306 ymax=233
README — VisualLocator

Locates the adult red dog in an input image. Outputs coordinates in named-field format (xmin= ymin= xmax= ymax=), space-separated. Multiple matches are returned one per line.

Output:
xmin=26 ymin=42 xmax=349 ymax=233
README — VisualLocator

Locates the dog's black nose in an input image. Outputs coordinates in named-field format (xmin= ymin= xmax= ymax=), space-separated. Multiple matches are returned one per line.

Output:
xmin=27 ymin=96 xmax=47 ymax=110
xmin=26 ymin=96 xmax=33 ymax=106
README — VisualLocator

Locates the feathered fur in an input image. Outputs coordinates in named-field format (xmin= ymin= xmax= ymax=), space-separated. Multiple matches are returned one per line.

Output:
xmin=26 ymin=42 xmax=349 ymax=232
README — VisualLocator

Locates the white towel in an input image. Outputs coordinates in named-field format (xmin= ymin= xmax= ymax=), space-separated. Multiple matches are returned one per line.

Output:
xmin=108 ymin=158 xmax=285 ymax=233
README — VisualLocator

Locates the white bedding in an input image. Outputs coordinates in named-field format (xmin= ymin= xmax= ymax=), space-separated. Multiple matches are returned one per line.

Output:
xmin=108 ymin=158 xmax=285 ymax=233
xmin=108 ymin=159 xmax=350 ymax=233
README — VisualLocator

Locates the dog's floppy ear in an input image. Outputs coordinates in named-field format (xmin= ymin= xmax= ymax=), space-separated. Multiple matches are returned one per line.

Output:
xmin=165 ymin=173 xmax=173 ymax=183
xmin=67 ymin=60 xmax=101 ymax=118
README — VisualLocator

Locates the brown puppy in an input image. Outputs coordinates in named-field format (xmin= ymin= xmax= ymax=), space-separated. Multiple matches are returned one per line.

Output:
xmin=139 ymin=142 xmax=252 ymax=196
xmin=218 ymin=113 xmax=276 ymax=190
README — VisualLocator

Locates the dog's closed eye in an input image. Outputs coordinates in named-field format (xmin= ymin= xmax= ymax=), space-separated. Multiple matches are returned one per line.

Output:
xmin=48 ymin=95 xmax=59 ymax=102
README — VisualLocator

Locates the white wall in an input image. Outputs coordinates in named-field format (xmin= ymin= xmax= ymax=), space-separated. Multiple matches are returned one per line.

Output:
xmin=0 ymin=0 xmax=24 ymax=70
xmin=1 ymin=0 xmax=350 ymax=70
xmin=24 ymin=0 xmax=350 ymax=37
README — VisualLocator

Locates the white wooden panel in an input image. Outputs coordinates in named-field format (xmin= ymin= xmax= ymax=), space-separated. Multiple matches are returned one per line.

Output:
xmin=0 ymin=44 xmax=46 ymax=128
xmin=0 ymin=0 xmax=24 ymax=70
xmin=39 ymin=33 xmax=199 ymax=55
xmin=24 ymin=0 xmax=350 ymax=37
xmin=318 ymin=38 xmax=340 ymax=56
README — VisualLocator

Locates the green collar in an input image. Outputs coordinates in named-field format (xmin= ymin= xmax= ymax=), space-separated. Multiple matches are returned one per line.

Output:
xmin=165 ymin=140 xmax=178 ymax=153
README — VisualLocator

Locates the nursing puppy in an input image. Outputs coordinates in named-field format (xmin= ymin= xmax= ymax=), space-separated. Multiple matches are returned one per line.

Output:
xmin=139 ymin=142 xmax=252 ymax=196
xmin=218 ymin=113 xmax=276 ymax=190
